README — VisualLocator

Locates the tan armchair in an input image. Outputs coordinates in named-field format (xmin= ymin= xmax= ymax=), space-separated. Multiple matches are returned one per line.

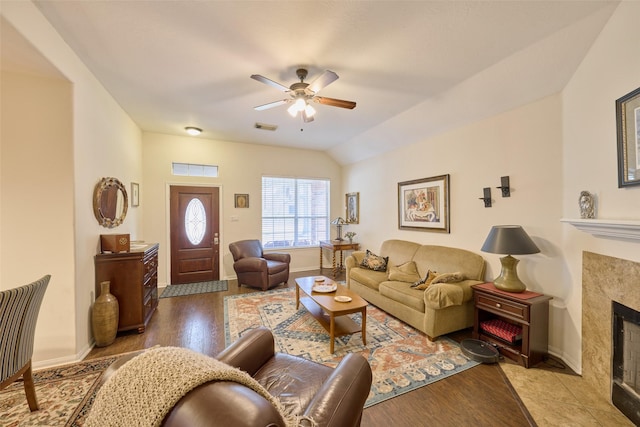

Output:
xmin=229 ymin=239 xmax=291 ymax=290
xmin=0 ymin=275 xmax=50 ymax=411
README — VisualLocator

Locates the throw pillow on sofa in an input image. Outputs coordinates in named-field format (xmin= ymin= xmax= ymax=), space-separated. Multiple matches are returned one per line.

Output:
xmin=432 ymin=272 xmax=464 ymax=284
xmin=411 ymin=270 xmax=439 ymax=290
xmin=360 ymin=249 xmax=389 ymax=272
xmin=388 ymin=261 xmax=421 ymax=282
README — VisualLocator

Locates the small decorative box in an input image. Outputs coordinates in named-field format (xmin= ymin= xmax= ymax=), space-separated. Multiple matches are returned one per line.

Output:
xmin=100 ymin=234 xmax=130 ymax=253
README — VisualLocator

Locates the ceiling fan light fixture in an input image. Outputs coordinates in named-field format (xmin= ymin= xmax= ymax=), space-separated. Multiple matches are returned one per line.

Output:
xmin=287 ymin=104 xmax=299 ymax=117
xmin=294 ymin=97 xmax=306 ymax=111
xmin=305 ymin=103 xmax=316 ymax=118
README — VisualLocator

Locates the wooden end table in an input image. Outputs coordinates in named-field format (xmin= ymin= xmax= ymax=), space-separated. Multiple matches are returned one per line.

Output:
xmin=319 ymin=240 xmax=360 ymax=278
xmin=295 ymin=276 xmax=367 ymax=353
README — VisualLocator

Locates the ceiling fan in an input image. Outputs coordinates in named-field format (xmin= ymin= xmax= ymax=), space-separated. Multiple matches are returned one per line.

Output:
xmin=251 ymin=68 xmax=356 ymax=123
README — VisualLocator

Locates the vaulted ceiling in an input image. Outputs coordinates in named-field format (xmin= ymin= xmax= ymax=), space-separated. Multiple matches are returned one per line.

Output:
xmin=5 ymin=1 xmax=620 ymax=164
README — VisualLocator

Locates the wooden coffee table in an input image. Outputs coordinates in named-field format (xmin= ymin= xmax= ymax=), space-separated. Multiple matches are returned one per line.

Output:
xmin=295 ymin=276 xmax=367 ymax=353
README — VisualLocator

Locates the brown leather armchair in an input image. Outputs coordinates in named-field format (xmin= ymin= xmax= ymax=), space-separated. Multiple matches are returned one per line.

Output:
xmin=96 ymin=327 xmax=372 ymax=427
xmin=229 ymin=240 xmax=291 ymax=290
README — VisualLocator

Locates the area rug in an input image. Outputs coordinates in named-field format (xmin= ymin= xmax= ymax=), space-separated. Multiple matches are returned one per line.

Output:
xmin=160 ymin=280 xmax=228 ymax=298
xmin=224 ymin=287 xmax=479 ymax=407
xmin=0 ymin=354 xmax=121 ymax=427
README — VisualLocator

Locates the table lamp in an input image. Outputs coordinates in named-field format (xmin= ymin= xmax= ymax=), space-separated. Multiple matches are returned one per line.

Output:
xmin=481 ymin=225 xmax=540 ymax=293
xmin=330 ymin=217 xmax=347 ymax=241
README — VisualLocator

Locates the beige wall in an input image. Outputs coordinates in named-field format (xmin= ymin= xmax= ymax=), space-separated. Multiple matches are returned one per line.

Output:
xmin=142 ymin=132 xmax=343 ymax=286
xmin=1 ymin=2 xmax=143 ymax=366
xmin=560 ymin=0 xmax=640 ymax=371
xmin=1 ymin=70 xmax=76 ymax=359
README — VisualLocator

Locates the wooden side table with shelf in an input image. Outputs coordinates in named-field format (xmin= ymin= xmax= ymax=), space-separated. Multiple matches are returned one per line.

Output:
xmin=471 ymin=282 xmax=552 ymax=368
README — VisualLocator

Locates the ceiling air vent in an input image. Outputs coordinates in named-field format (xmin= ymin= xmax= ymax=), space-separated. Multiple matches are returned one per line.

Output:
xmin=255 ymin=122 xmax=277 ymax=131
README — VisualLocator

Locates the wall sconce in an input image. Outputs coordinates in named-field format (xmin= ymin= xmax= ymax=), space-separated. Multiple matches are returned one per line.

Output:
xmin=479 ymin=187 xmax=492 ymax=207
xmin=496 ymin=176 xmax=511 ymax=197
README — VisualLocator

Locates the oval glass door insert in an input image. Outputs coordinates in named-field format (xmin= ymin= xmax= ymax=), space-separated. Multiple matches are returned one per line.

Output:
xmin=185 ymin=198 xmax=206 ymax=245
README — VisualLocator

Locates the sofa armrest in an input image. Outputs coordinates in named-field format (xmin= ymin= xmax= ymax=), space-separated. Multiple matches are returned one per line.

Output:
xmin=233 ymin=257 xmax=268 ymax=273
xmin=263 ymin=252 xmax=291 ymax=263
xmin=346 ymin=251 xmax=365 ymax=268
xmin=216 ymin=327 xmax=275 ymax=376
xmin=302 ymin=353 xmax=372 ymax=427
xmin=424 ymin=279 xmax=482 ymax=309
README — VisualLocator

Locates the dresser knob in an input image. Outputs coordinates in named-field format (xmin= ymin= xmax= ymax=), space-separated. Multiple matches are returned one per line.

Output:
xmin=495 ymin=303 xmax=501 ymax=308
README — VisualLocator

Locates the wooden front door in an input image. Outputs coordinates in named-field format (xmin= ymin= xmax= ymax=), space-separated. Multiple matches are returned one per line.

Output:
xmin=170 ymin=185 xmax=220 ymax=284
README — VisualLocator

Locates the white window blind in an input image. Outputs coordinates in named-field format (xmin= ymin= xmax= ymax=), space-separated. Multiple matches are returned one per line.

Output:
xmin=262 ymin=176 xmax=329 ymax=248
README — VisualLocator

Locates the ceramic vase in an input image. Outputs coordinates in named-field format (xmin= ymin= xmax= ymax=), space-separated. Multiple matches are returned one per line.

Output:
xmin=92 ymin=281 xmax=119 ymax=347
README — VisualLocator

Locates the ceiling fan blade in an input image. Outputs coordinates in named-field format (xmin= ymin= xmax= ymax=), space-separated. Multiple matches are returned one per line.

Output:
xmin=302 ymin=110 xmax=314 ymax=123
xmin=306 ymin=70 xmax=339 ymax=94
xmin=254 ymin=99 xmax=289 ymax=111
xmin=250 ymin=74 xmax=290 ymax=92
xmin=315 ymin=96 xmax=356 ymax=109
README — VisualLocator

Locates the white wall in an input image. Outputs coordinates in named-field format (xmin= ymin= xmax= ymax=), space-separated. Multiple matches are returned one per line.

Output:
xmin=1 ymin=2 xmax=143 ymax=366
xmin=560 ymin=0 xmax=640 ymax=372
xmin=142 ymin=132 xmax=343 ymax=286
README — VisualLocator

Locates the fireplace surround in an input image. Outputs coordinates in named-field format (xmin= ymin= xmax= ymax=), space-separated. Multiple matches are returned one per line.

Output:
xmin=612 ymin=301 xmax=640 ymax=424
xmin=583 ymin=251 xmax=640 ymax=424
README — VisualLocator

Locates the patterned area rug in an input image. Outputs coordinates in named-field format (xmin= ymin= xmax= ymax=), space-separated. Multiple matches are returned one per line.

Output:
xmin=160 ymin=280 xmax=228 ymax=298
xmin=224 ymin=287 xmax=479 ymax=407
xmin=0 ymin=354 xmax=121 ymax=426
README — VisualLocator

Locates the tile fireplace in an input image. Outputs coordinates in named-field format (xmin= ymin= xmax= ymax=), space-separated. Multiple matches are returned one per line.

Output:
xmin=583 ymin=251 xmax=640 ymax=425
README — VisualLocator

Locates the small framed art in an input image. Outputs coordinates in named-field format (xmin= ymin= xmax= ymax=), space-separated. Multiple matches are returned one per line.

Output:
xmin=131 ymin=182 xmax=140 ymax=207
xmin=346 ymin=192 xmax=359 ymax=224
xmin=234 ymin=194 xmax=249 ymax=208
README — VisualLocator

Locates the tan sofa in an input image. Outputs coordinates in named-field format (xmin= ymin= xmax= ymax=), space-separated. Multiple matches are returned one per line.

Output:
xmin=345 ymin=239 xmax=485 ymax=340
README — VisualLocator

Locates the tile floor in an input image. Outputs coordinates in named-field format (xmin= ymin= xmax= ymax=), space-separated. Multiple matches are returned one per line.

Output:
xmin=500 ymin=360 xmax=633 ymax=426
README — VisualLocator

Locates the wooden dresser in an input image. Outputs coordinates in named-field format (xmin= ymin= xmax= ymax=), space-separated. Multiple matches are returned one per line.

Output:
xmin=95 ymin=243 xmax=159 ymax=333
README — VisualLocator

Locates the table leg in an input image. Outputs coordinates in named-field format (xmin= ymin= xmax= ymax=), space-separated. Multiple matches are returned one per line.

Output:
xmin=319 ymin=246 xmax=323 ymax=270
xmin=361 ymin=307 xmax=367 ymax=346
xmin=296 ymin=285 xmax=300 ymax=310
xmin=331 ymin=250 xmax=337 ymax=278
xmin=330 ymin=313 xmax=335 ymax=354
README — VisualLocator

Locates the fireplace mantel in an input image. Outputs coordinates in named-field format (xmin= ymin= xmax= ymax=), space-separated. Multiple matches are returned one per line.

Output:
xmin=561 ymin=218 xmax=640 ymax=241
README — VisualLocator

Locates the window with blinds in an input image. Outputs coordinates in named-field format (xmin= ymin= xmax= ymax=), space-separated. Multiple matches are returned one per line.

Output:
xmin=262 ymin=176 xmax=329 ymax=248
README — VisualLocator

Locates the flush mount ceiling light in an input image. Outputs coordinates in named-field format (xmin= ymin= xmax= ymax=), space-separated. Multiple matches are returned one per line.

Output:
xmin=184 ymin=127 xmax=202 ymax=136
xmin=251 ymin=68 xmax=356 ymax=123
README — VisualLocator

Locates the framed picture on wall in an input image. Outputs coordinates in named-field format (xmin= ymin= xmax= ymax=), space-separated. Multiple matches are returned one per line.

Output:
xmin=398 ymin=174 xmax=450 ymax=233
xmin=131 ymin=182 xmax=140 ymax=207
xmin=616 ymin=86 xmax=640 ymax=187
xmin=346 ymin=192 xmax=359 ymax=224
xmin=234 ymin=193 xmax=249 ymax=208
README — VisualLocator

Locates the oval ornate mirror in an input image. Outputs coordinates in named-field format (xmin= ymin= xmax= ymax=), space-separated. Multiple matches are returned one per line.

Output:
xmin=93 ymin=177 xmax=128 ymax=228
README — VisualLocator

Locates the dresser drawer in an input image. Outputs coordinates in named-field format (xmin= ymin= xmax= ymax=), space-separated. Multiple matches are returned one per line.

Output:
xmin=476 ymin=293 xmax=529 ymax=321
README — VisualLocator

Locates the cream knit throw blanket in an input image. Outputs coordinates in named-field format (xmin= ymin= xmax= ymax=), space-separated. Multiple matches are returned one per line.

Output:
xmin=85 ymin=347 xmax=307 ymax=427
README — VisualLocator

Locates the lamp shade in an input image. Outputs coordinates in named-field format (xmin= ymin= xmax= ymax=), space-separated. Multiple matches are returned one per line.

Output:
xmin=481 ymin=225 xmax=540 ymax=255
xmin=330 ymin=217 xmax=346 ymax=225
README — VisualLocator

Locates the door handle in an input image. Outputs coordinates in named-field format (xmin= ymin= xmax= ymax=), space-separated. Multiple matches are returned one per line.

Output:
xmin=214 ymin=237 xmax=219 ymax=245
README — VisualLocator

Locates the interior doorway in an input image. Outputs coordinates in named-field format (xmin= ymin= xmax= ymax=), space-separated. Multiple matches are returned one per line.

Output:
xmin=169 ymin=185 xmax=220 ymax=284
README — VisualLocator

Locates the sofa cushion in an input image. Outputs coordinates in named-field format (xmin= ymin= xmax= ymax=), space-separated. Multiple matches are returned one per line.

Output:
xmin=412 ymin=245 xmax=485 ymax=281
xmin=350 ymin=267 xmax=389 ymax=291
xmin=411 ymin=270 xmax=439 ymax=290
xmin=423 ymin=281 xmax=476 ymax=309
xmin=432 ymin=272 xmax=464 ymax=284
xmin=387 ymin=261 xmax=421 ymax=283
xmin=379 ymin=281 xmax=425 ymax=313
xmin=360 ymin=250 xmax=389 ymax=272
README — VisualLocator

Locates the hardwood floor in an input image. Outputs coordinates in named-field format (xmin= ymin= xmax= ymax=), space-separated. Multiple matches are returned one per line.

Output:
xmin=86 ymin=269 xmax=535 ymax=426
